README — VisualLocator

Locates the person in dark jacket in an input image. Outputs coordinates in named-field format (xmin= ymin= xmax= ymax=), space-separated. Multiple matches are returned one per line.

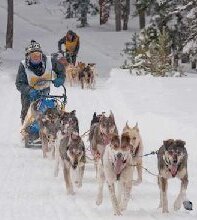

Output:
xmin=16 ymin=40 xmax=65 ymax=123
xmin=58 ymin=30 xmax=80 ymax=65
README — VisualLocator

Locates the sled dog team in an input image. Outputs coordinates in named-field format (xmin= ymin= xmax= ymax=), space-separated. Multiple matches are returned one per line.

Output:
xmin=58 ymin=56 xmax=97 ymax=89
xmin=28 ymin=108 xmax=189 ymax=215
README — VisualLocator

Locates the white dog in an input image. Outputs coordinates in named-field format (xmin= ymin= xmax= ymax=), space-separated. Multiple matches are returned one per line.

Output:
xmin=96 ymin=134 xmax=133 ymax=215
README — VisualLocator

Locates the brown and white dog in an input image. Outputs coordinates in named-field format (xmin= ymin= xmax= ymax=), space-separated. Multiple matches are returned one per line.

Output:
xmin=122 ymin=122 xmax=143 ymax=185
xmin=97 ymin=134 xmax=133 ymax=215
xmin=157 ymin=139 xmax=188 ymax=213
xmin=65 ymin=64 xmax=79 ymax=87
xmin=83 ymin=63 xmax=96 ymax=89
xmin=89 ymin=112 xmax=123 ymax=210
xmin=89 ymin=111 xmax=118 ymax=160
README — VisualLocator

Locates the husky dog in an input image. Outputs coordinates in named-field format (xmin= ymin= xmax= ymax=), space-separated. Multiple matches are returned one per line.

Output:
xmin=59 ymin=110 xmax=79 ymax=134
xmin=54 ymin=110 xmax=79 ymax=177
xmin=83 ymin=63 xmax=96 ymax=89
xmin=39 ymin=108 xmax=61 ymax=158
xmin=89 ymin=112 xmax=121 ymax=208
xmin=59 ymin=132 xmax=86 ymax=194
xmin=21 ymin=99 xmax=61 ymax=158
xmin=97 ymin=134 xmax=133 ymax=215
xmin=65 ymin=64 xmax=79 ymax=87
xmin=122 ymin=122 xmax=143 ymax=185
xmin=77 ymin=62 xmax=86 ymax=89
xmin=89 ymin=111 xmax=118 ymax=159
xmin=157 ymin=139 xmax=188 ymax=213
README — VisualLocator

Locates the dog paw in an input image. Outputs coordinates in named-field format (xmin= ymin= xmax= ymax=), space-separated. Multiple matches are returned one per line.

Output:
xmin=174 ymin=199 xmax=182 ymax=211
xmin=114 ymin=210 xmax=122 ymax=216
xmin=162 ymin=208 xmax=169 ymax=213
xmin=67 ymin=190 xmax=75 ymax=195
xmin=133 ymin=179 xmax=142 ymax=186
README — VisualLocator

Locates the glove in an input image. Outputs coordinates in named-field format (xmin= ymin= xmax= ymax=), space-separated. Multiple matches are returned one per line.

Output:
xmin=52 ymin=78 xmax=64 ymax=87
xmin=28 ymin=89 xmax=41 ymax=101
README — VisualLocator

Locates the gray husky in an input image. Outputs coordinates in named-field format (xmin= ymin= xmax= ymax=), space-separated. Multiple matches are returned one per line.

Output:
xmin=59 ymin=133 xmax=86 ymax=194
xmin=157 ymin=139 xmax=188 ymax=213
xmin=89 ymin=111 xmax=118 ymax=159
xmin=54 ymin=110 xmax=85 ymax=194
xmin=89 ymin=112 xmax=122 ymax=211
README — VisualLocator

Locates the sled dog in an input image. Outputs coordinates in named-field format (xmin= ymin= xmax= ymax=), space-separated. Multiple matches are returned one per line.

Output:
xmin=122 ymin=122 xmax=143 ymax=185
xmin=97 ymin=134 xmax=133 ymax=215
xmin=54 ymin=110 xmax=79 ymax=177
xmin=89 ymin=111 xmax=118 ymax=159
xmin=20 ymin=100 xmax=61 ymax=158
xmin=58 ymin=132 xmax=86 ymax=194
xmin=39 ymin=108 xmax=61 ymax=158
xmin=65 ymin=64 xmax=79 ymax=87
xmin=157 ymin=139 xmax=188 ymax=213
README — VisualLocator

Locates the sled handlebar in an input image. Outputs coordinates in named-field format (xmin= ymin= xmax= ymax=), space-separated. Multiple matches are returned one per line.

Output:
xmin=33 ymin=79 xmax=67 ymax=104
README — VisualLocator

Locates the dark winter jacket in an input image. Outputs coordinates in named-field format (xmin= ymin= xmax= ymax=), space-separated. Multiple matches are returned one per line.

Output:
xmin=15 ymin=54 xmax=65 ymax=96
xmin=58 ymin=33 xmax=80 ymax=55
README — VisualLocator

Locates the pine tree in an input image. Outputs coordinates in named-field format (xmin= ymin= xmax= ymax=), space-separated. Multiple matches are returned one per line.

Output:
xmin=60 ymin=0 xmax=99 ymax=26
xmin=121 ymin=33 xmax=139 ymax=68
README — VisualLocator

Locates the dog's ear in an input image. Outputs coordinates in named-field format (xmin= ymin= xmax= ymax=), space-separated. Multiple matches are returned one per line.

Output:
xmin=175 ymin=139 xmax=186 ymax=148
xmin=134 ymin=122 xmax=139 ymax=132
xmin=163 ymin=139 xmax=174 ymax=149
xmin=70 ymin=110 xmax=76 ymax=116
xmin=125 ymin=121 xmax=130 ymax=128
xmin=109 ymin=110 xmax=115 ymax=120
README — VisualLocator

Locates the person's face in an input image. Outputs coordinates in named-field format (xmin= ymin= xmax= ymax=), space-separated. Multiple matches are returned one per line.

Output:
xmin=29 ymin=51 xmax=42 ymax=64
xmin=67 ymin=34 xmax=72 ymax=41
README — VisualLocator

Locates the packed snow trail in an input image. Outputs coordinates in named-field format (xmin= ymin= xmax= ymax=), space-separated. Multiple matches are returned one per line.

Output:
xmin=0 ymin=0 xmax=197 ymax=219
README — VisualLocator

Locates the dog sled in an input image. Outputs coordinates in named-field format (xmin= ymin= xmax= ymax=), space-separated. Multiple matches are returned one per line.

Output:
xmin=24 ymin=80 xmax=67 ymax=148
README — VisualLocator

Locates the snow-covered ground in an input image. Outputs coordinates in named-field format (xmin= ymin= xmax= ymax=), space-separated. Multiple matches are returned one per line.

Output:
xmin=0 ymin=1 xmax=197 ymax=219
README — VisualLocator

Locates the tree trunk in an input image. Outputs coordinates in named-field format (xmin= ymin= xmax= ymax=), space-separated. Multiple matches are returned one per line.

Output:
xmin=79 ymin=0 xmax=89 ymax=27
xmin=191 ymin=60 xmax=196 ymax=69
xmin=6 ymin=0 xmax=14 ymax=48
xmin=114 ymin=0 xmax=121 ymax=31
xmin=122 ymin=0 xmax=130 ymax=30
xmin=139 ymin=9 xmax=145 ymax=30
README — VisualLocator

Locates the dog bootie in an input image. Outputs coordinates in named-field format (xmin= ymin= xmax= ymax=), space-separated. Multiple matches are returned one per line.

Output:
xmin=183 ymin=200 xmax=193 ymax=211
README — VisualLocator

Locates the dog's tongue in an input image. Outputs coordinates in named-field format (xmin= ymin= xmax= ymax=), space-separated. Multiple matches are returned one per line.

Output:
xmin=114 ymin=159 xmax=124 ymax=175
xmin=171 ymin=165 xmax=178 ymax=177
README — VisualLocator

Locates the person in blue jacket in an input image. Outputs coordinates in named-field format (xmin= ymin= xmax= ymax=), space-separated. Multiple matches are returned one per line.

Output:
xmin=16 ymin=40 xmax=65 ymax=123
